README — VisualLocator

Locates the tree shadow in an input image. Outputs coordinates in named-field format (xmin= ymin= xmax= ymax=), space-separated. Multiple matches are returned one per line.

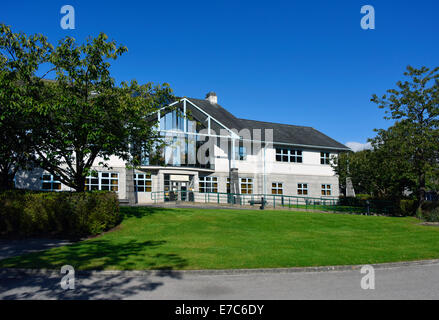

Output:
xmin=0 ymin=238 xmax=187 ymax=299
xmin=120 ymin=206 xmax=167 ymax=219
xmin=0 ymin=271 xmax=176 ymax=300
xmin=0 ymin=239 xmax=187 ymax=271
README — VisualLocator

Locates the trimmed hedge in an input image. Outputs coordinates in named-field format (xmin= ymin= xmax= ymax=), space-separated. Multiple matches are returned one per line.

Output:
xmin=0 ymin=190 xmax=121 ymax=238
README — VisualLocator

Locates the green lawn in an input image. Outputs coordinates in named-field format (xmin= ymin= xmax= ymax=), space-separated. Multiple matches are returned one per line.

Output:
xmin=1 ymin=207 xmax=439 ymax=270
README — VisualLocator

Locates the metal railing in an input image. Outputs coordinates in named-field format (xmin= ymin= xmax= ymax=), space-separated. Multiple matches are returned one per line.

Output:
xmin=150 ymin=190 xmax=393 ymax=214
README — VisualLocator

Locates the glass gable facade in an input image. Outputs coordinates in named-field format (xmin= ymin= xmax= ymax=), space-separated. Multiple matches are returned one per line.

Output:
xmin=142 ymin=109 xmax=213 ymax=169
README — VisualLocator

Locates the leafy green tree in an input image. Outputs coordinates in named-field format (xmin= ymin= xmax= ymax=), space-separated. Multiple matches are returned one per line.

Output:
xmin=334 ymin=143 xmax=416 ymax=200
xmin=0 ymin=24 xmax=52 ymax=191
xmin=33 ymin=33 xmax=173 ymax=191
xmin=371 ymin=66 xmax=439 ymax=210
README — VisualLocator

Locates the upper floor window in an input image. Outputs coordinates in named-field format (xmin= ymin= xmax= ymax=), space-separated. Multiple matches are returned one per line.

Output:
xmin=134 ymin=173 xmax=152 ymax=192
xmin=199 ymin=176 xmax=218 ymax=193
xmin=240 ymin=178 xmax=253 ymax=194
xmin=85 ymin=172 xmax=119 ymax=192
xmin=276 ymin=148 xmax=302 ymax=163
xmin=272 ymin=182 xmax=283 ymax=195
xmin=321 ymin=184 xmax=332 ymax=196
xmin=235 ymin=146 xmax=247 ymax=161
xmin=320 ymin=152 xmax=331 ymax=165
xmin=41 ymin=174 xmax=61 ymax=191
xmin=297 ymin=183 xmax=308 ymax=195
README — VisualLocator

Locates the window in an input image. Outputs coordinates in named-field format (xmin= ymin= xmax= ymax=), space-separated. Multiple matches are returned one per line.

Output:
xmin=199 ymin=176 xmax=218 ymax=193
xmin=272 ymin=182 xmax=283 ymax=195
xmin=320 ymin=152 xmax=330 ymax=165
xmin=275 ymin=148 xmax=302 ymax=163
xmin=297 ymin=183 xmax=308 ymax=195
xmin=235 ymin=146 xmax=247 ymax=161
xmin=134 ymin=173 xmax=152 ymax=192
xmin=240 ymin=178 xmax=253 ymax=194
xmin=85 ymin=172 xmax=119 ymax=192
xmin=321 ymin=184 xmax=331 ymax=196
xmin=41 ymin=174 xmax=61 ymax=191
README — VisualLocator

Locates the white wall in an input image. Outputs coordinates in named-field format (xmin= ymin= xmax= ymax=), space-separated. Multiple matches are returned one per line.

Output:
xmin=214 ymin=144 xmax=337 ymax=177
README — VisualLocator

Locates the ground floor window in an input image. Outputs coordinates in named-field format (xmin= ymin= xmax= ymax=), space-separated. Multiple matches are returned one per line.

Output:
xmin=321 ymin=184 xmax=331 ymax=196
xmin=85 ymin=172 xmax=119 ymax=192
xmin=41 ymin=173 xmax=61 ymax=191
xmin=271 ymin=182 xmax=283 ymax=195
xmin=297 ymin=183 xmax=308 ymax=195
xmin=199 ymin=176 xmax=218 ymax=193
xmin=240 ymin=178 xmax=253 ymax=194
xmin=134 ymin=173 xmax=152 ymax=192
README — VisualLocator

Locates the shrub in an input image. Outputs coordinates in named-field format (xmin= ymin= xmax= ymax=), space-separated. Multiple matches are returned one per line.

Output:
xmin=356 ymin=194 xmax=372 ymax=200
xmin=338 ymin=196 xmax=395 ymax=215
xmin=420 ymin=201 xmax=439 ymax=222
xmin=399 ymin=199 xmax=417 ymax=216
xmin=0 ymin=190 xmax=121 ymax=238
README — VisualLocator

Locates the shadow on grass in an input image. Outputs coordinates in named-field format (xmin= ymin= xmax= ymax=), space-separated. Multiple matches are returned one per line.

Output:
xmin=120 ymin=206 xmax=168 ymax=219
xmin=0 ymin=239 xmax=187 ymax=271
xmin=0 ymin=238 xmax=188 ymax=299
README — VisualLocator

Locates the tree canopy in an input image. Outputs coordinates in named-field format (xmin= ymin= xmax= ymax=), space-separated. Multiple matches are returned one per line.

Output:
xmin=334 ymin=66 xmax=439 ymax=212
xmin=0 ymin=24 xmax=174 ymax=192
xmin=0 ymin=24 xmax=53 ymax=191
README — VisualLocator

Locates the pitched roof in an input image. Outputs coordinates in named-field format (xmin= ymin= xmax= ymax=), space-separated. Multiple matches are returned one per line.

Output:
xmin=237 ymin=118 xmax=349 ymax=150
xmin=184 ymin=97 xmax=349 ymax=151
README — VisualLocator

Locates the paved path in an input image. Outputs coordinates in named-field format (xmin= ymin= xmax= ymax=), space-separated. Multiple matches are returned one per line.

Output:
xmin=0 ymin=239 xmax=72 ymax=261
xmin=1 ymin=262 xmax=439 ymax=299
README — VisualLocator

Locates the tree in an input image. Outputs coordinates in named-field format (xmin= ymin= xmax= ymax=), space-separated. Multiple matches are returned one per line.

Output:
xmin=0 ymin=24 xmax=52 ymax=191
xmin=333 ymin=149 xmax=403 ymax=198
xmin=33 ymin=33 xmax=173 ymax=191
xmin=371 ymin=66 xmax=439 ymax=211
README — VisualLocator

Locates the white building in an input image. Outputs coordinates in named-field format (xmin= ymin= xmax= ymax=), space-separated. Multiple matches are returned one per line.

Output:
xmin=15 ymin=92 xmax=350 ymax=205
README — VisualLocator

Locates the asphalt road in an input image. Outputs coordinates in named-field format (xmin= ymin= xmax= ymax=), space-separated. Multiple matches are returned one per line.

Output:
xmin=1 ymin=262 xmax=439 ymax=300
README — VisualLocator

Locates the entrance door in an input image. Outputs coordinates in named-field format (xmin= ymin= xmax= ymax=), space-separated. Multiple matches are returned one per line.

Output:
xmin=180 ymin=182 xmax=188 ymax=201
xmin=170 ymin=181 xmax=188 ymax=201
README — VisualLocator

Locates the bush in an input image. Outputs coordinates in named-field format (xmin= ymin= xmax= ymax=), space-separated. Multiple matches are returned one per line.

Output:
xmin=338 ymin=196 xmax=395 ymax=215
xmin=356 ymin=194 xmax=372 ymax=200
xmin=420 ymin=201 xmax=439 ymax=222
xmin=0 ymin=190 xmax=121 ymax=238
xmin=399 ymin=199 xmax=417 ymax=216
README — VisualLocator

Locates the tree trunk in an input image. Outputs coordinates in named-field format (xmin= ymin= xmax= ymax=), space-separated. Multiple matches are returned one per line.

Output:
xmin=74 ymin=172 xmax=86 ymax=192
xmin=0 ymin=171 xmax=15 ymax=192
xmin=417 ymin=172 xmax=426 ymax=214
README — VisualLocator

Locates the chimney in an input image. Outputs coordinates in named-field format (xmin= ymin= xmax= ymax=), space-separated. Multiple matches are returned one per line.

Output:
xmin=205 ymin=92 xmax=217 ymax=104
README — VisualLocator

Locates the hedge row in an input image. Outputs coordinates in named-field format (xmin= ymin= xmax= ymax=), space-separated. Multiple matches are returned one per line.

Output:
xmin=0 ymin=190 xmax=121 ymax=238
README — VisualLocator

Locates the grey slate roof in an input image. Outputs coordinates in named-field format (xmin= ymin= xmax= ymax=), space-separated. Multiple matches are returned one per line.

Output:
xmin=186 ymin=97 xmax=349 ymax=151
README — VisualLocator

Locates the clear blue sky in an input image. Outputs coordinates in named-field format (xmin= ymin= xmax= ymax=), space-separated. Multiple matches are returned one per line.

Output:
xmin=2 ymin=0 xmax=438 ymax=147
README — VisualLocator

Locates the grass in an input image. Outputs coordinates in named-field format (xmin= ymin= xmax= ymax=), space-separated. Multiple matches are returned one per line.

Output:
xmin=1 ymin=207 xmax=439 ymax=270
xmin=282 ymin=204 xmax=366 ymax=213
